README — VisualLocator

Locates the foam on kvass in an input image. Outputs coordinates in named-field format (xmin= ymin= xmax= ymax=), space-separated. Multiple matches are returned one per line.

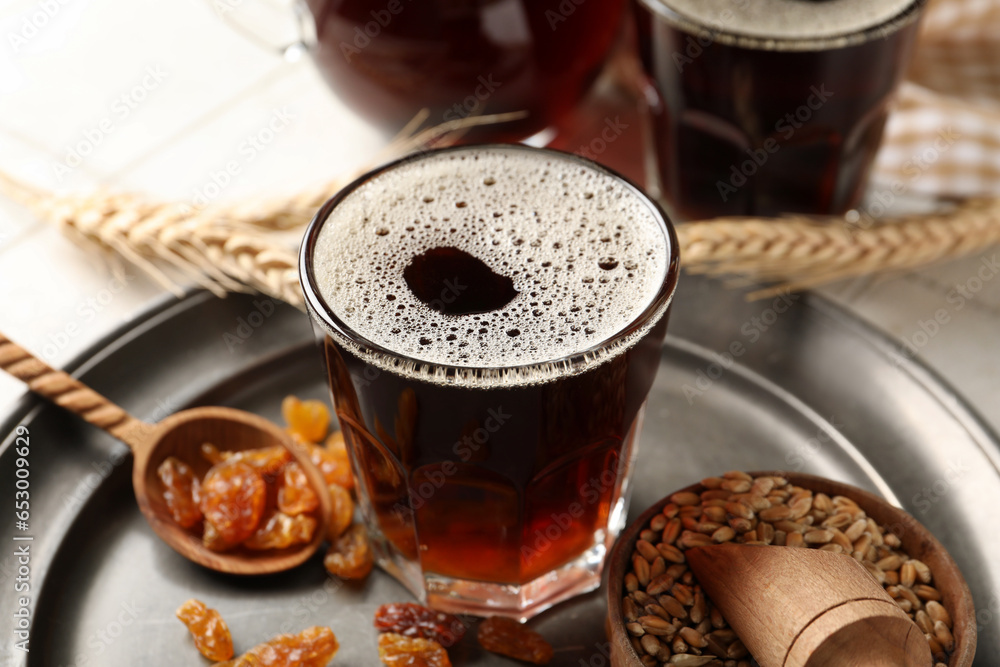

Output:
xmin=311 ymin=146 xmax=672 ymax=386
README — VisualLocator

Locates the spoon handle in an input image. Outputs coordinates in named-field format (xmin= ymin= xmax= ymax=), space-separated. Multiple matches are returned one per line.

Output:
xmin=0 ymin=331 xmax=152 ymax=450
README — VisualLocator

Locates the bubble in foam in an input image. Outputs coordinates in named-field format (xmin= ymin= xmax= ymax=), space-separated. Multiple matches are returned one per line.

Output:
xmin=310 ymin=146 xmax=672 ymax=386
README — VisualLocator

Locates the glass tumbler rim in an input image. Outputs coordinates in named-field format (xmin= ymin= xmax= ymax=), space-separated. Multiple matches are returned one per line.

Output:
xmin=298 ymin=143 xmax=680 ymax=388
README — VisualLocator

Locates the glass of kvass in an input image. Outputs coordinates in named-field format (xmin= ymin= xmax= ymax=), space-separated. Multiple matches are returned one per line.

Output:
xmin=634 ymin=0 xmax=926 ymax=219
xmin=299 ymin=144 xmax=680 ymax=618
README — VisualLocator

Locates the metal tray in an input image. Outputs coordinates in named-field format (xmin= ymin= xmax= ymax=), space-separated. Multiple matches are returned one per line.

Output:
xmin=2 ymin=276 xmax=998 ymax=666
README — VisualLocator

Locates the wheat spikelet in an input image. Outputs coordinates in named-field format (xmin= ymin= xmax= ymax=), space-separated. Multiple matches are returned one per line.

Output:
xmin=7 ymin=179 xmax=304 ymax=304
xmin=678 ymin=198 xmax=1000 ymax=298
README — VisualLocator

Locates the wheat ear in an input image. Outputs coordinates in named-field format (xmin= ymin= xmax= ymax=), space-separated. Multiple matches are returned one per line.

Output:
xmin=0 ymin=112 xmax=527 ymax=307
xmin=677 ymin=198 xmax=1000 ymax=299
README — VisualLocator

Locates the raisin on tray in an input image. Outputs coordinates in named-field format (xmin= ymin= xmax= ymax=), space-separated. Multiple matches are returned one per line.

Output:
xmin=277 ymin=462 xmax=320 ymax=515
xmin=323 ymin=430 xmax=356 ymax=490
xmin=214 ymin=626 xmax=339 ymax=667
xmin=244 ymin=512 xmax=317 ymax=550
xmin=175 ymin=598 xmax=233 ymax=661
xmin=374 ymin=603 xmax=467 ymax=647
xmin=477 ymin=616 xmax=553 ymax=665
xmin=304 ymin=437 xmax=355 ymax=490
xmin=326 ymin=483 xmax=354 ymax=541
xmin=324 ymin=523 xmax=373 ymax=579
xmin=283 ymin=395 xmax=331 ymax=444
xmin=378 ymin=632 xmax=452 ymax=667
xmin=199 ymin=460 xmax=266 ymax=548
xmin=157 ymin=457 xmax=202 ymax=528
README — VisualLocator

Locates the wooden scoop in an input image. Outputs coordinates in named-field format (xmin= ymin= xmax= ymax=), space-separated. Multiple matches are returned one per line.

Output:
xmin=686 ymin=542 xmax=932 ymax=667
xmin=0 ymin=331 xmax=332 ymax=575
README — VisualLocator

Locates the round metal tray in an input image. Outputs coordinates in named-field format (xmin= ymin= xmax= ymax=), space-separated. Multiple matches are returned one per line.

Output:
xmin=1 ymin=275 xmax=998 ymax=665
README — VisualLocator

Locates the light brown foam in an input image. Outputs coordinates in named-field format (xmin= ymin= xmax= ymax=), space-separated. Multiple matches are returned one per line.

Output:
xmin=311 ymin=146 xmax=671 ymax=386
xmin=652 ymin=0 xmax=916 ymax=43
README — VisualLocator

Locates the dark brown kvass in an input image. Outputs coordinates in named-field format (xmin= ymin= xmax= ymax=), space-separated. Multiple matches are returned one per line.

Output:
xmin=305 ymin=0 xmax=627 ymax=141
xmin=302 ymin=145 xmax=679 ymax=615
xmin=635 ymin=0 xmax=924 ymax=219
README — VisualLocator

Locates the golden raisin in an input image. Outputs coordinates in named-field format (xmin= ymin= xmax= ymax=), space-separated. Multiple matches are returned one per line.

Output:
xmin=199 ymin=460 xmax=266 ymax=549
xmin=234 ymin=446 xmax=292 ymax=478
xmin=374 ymin=603 xmax=466 ymax=647
xmin=244 ymin=512 xmax=317 ymax=550
xmin=327 ymin=483 xmax=354 ymax=541
xmin=201 ymin=443 xmax=227 ymax=465
xmin=176 ymin=598 xmax=233 ymax=661
xmin=325 ymin=431 xmax=356 ymax=490
xmin=202 ymin=520 xmax=230 ymax=552
xmin=283 ymin=395 xmax=331 ymax=443
xmin=157 ymin=457 xmax=202 ymax=528
xmin=277 ymin=462 xmax=320 ymax=515
xmin=215 ymin=626 xmax=339 ymax=667
xmin=477 ymin=617 xmax=553 ymax=665
xmin=201 ymin=443 xmax=290 ymax=478
xmin=324 ymin=523 xmax=373 ymax=579
xmin=378 ymin=632 xmax=452 ymax=667
xmin=302 ymin=431 xmax=354 ymax=490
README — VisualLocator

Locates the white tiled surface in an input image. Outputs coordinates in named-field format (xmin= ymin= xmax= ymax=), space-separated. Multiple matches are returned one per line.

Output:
xmin=0 ymin=0 xmax=383 ymax=406
xmin=0 ymin=0 xmax=998 ymax=446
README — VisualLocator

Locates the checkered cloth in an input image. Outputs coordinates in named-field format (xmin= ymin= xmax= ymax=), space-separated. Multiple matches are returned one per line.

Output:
xmin=873 ymin=0 xmax=1000 ymax=196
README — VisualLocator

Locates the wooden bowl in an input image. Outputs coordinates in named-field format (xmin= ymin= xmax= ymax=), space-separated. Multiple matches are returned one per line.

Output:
xmin=605 ymin=472 xmax=977 ymax=667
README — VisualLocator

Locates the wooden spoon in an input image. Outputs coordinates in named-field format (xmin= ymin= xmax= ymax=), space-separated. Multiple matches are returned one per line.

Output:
xmin=0 ymin=331 xmax=332 ymax=575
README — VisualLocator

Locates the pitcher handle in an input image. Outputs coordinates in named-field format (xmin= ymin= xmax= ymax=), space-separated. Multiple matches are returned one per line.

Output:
xmin=208 ymin=0 xmax=317 ymax=62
